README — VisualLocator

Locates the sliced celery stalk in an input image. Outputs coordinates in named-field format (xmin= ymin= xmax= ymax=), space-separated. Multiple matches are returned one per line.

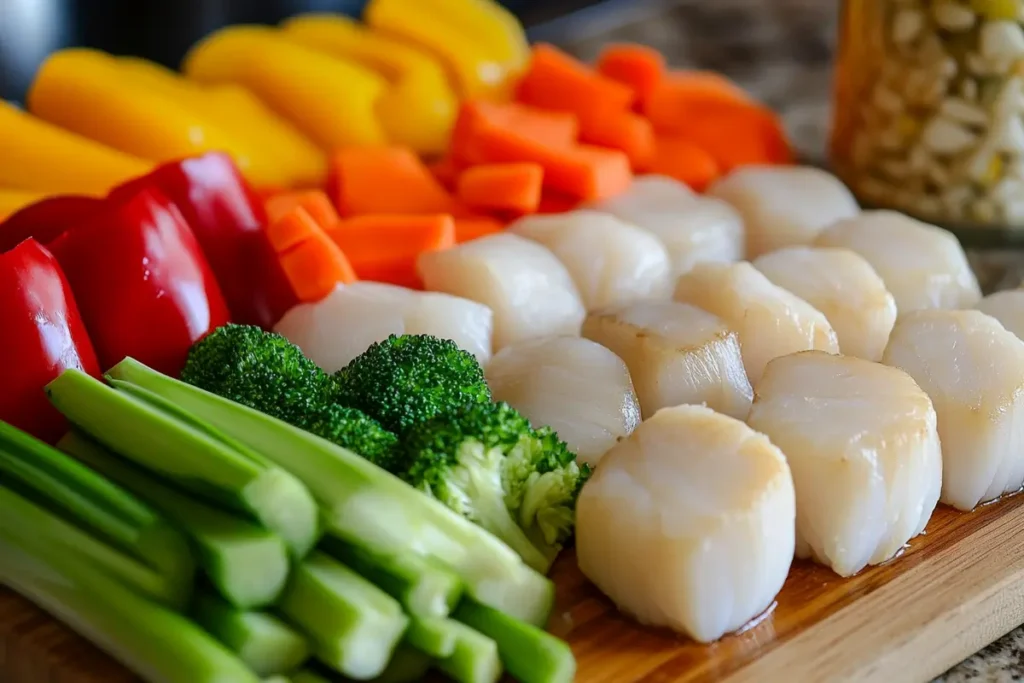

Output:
xmin=290 ymin=670 xmax=331 ymax=683
xmin=45 ymin=369 xmax=319 ymax=558
xmin=59 ymin=431 xmax=289 ymax=609
xmin=435 ymin=620 xmax=502 ymax=683
xmin=0 ymin=421 xmax=193 ymax=608
xmin=374 ymin=644 xmax=433 ymax=683
xmin=193 ymin=592 xmax=311 ymax=677
xmin=107 ymin=358 xmax=555 ymax=626
xmin=278 ymin=551 xmax=408 ymax=679
xmin=455 ymin=599 xmax=575 ymax=683
xmin=320 ymin=534 xmax=462 ymax=618
xmin=0 ymin=486 xmax=260 ymax=683
xmin=406 ymin=616 xmax=458 ymax=658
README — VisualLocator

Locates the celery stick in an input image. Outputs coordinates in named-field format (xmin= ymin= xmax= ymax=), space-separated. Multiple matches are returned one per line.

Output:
xmin=320 ymin=534 xmax=462 ymax=618
xmin=0 ymin=422 xmax=193 ymax=608
xmin=0 ymin=487 xmax=260 ymax=683
xmin=107 ymin=358 xmax=555 ymax=626
xmin=193 ymin=592 xmax=310 ymax=677
xmin=45 ymin=369 xmax=319 ymax=558
xmin=455 ymin=600 xmax=575 ymax=683
xmin=59 ymin=431 xmax=289 ymax=609
xmin=374 ymin=644 xmax=433 ymax=683
xmin=263 ymin=678 xmax=291 ymax=683
xmin=406 ymin=616 xmax=458 ymax=658
xmin=435 ymin=620 xmax=502 ymax=683
xmin=278 ymin=551 xmax=408 ymax=679
xmin=291 ymin=670 xmax=331 ymax=683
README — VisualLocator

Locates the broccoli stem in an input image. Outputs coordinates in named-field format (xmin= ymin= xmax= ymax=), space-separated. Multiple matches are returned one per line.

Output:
xmin=107 ymin=358 xmax=555 ymax=627
xmin=0 ymin=486 xmax=261 ymax=683
xmin=319 ymin=534 xmax=462 ymax=618
xmin=192 ymin=591 xmax=310 ymax=677
xmin=278 ymin=551 xmax=408 ymax=679
xmin=455 ymin=599 xmax=576 ymax=683
xmin=58 ymin=431 xmax=289 ymax=609
xmin=45 ymin=369 xmax=319 ymax=559
xmin=434 ymin=620 xmax=502 ymax=683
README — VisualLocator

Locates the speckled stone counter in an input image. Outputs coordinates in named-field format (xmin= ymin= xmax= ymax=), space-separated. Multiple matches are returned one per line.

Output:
xmin=550 ymin=1 xmax=1024 ymax=680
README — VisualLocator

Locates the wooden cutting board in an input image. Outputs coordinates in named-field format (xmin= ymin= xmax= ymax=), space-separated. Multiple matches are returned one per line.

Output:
xmin=4 ymin=494 xmax=1024 ymax=683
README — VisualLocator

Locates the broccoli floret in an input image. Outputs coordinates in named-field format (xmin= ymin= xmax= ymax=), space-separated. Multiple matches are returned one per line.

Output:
xmin=300 ymin=404 xmax=399 ymax=471
xmin=400 ymin=401 xmax=590 ymax=573
xmin=334 ymin=334 xmax=491 ymax=434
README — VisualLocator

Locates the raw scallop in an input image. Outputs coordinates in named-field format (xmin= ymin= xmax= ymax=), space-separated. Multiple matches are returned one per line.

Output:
xmin=592 ymin=175 xmax=744 ymax=278
xmin=509 ymin=210 xmax=672 ymax=310
xmin=747 ymin=351 xmax=941 ymax=577
xmin=673 ymin=261 xmax=839 ymax=384
xmin=576 ymin=404 xmax=795 ymax=643
xmin=707 ymin=165 xmax=859 ymax=258
xmin=417 ymin=233 xmax=586 ymax=351
xmin=815 ymin=210 xmax=981 ymax=314
xmin=753 ymin=246 xmax=897 ymax=361
xmin=485 ymin=336 xmax=642 ymax=466
xmin=581 ymin=300 xmax=752 ymax=419
xmin=274 ymin=282 xmax=493 ymax=371
xmin=882 ymin=309 xmax=1024 ymax=510
xmin=975 ymin=290 xmax=1024 ymax=341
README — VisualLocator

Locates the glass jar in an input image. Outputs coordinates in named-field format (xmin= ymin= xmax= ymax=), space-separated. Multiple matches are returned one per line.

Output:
xmin=831 ymin=0 xmax=1024 ymax=232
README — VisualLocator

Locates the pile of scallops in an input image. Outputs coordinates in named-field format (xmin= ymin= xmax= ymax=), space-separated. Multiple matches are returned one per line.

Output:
xmin=275 ymin=166 xmax=1024 ymax=645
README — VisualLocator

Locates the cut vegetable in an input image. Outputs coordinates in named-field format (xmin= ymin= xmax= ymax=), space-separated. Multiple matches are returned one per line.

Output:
xmin=643 ymin=71 xmax=751 ymax=132
xmin=106 ymin=357 xmax=556 ymax=627
xmin=328 ymin=146 xmax=455 ymax=216
xmin=326 ymin=214 xmax=455 ymax=288
xmin=58 ymin=430 xmax=290 ymax=609
xmin=435 ymin=618 xmax=502 ymax=683
xmin=454 ymin=216 xmax=505 ymax=243
xmin=595 ymin=43 xmax=666 ymax=104
xmin=578 ymin=111 xmax=655 ymax=171
xmin=269 ymin=207 xmax=357 ymax=303
xmin=647 ymin=135 xmax=720 ymax=191
xmin=45 ymin=369 xmax=320 ymax=559
xmin=278 ymin=551 xmax=408 ymax=679
xmin=406 ymin=616 xmax=459 ymax=657
xmin=375 ymin=644 xmax=434 ymax=683
xmin=266 ymin=191 xmax=340 ymax=229
xmin=516 ymin=43 xmax=634 ymax=116
xmin=456 ymin=163 xmax=543 ymax=214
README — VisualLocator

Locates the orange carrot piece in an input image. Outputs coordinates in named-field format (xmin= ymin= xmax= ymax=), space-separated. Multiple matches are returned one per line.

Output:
xmin=428 ymin=155 xmax=465 ymax=190
xmin=450 ymin=102 xmax=632 ymax=201
xmin=647 ymin=136 xmax=721 ymax=191
xmin=578 ymin=111 xmax=655 ymax=170
xmin=328 ymin=146 xmax=456 ymax=216
xmin=643 ymin=71 xmax=752 ymax=133
xmin=265 ymin=205 xmax=321 ymax=253
xmin=456 ymin=163 xmax=543 ymax=214
xmin=596 ymin=43 xmax=666 ymax=105
xmin=679 ymin=102 xmax=792 ymax=171
xmin=454 ymin=101 xmax=578 ymax=154
xmin=325 ymin=213 xmax=455 ymax=288
xmin=516 ymin=43 xmax=634 ymax=115
xmin=536 ymin=191 xmax=580 ymax=214
xmin=454 ymin=216 xmax=504 ymax=243
xmin=270 ymin=207 xmax=357 ymax=302
xmin=265 ymin=190 xmax=339 ymax=228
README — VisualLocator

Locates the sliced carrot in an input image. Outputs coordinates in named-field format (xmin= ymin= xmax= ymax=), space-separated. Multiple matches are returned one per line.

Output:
xmin=428 ymin=155 xmax=465 ymax=190
xmin=453 ymin=101 xmax=578 ymax=155
xmin=647 ymin=136 xmax=721 ymax=191
xmin=456 ymin=163 xmax=543 ymax=214
xmin=643 ymin=71 xmax=752 ymax=133
xmin=265 ymin=205 xmax=319 ymax=252
xmin=454 ymin=216 xmax=504 ymax=243
xmin=265 ymin=190 xmax=339 ymax=228
xmin=596 ymin=43 xmax=666 ymax=105
xmin=537 ymin=191 xmax=580 ymax=214
xmin=325 ymin=213 xmax=455 ymax=288
xmin=678 ymin=102 xmax=792 ymax=171
xmin=578 ymin=111 xmax=655 ymax=170
xmin=328 ymin=145 xmax=456 ymax=215
xmin=269 ymin=207 xmax=356 ymax=302
xmin=450 ymin=102 xmax=632 ymax=201
xmin=516 ymin=43 xmax=634 ymax=116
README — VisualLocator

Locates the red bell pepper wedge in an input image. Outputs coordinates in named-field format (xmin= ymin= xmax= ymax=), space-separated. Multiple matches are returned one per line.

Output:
xmin=0 ymin=195 xmax=106 ymax=253
xmin=109 ymin=152 xmax=297 ymax=329
xmin=46 ymin=186 xmax=230 ymax=376
xmin=0 ymin=238 xmax=100 ymax=443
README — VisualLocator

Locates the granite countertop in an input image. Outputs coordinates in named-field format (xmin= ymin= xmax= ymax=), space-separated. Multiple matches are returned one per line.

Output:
xmin=547 ymin=0 xmax=1024 ymax=680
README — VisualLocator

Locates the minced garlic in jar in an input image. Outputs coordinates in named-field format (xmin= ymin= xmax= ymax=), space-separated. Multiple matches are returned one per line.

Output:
xmin=831 ymin=0 xmax=1024 ymax=227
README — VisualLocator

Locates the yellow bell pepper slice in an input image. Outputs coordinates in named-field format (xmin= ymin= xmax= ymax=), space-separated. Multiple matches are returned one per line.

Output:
xmin=183 ymin=25 xmax=388 ymax=151
xmin=0 ymin=189 xmax=49 ymax=221
xmin=280 ymin=13 xmax=458 ymax=156
xmin=27 ymin=48 xmax=297 ymax=189
xmin=420 ymin=0 xmax=529 ymax=68
xmin=363 ymin=0 xmax=527 ymax=100
xmin=0 ymin=101 xmax=151 ymax=195
xmin=116 ymin=57 xmax=327 ymax=187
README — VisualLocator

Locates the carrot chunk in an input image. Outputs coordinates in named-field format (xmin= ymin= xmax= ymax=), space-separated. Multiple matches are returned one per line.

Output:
xmin=516 ymin=43 xmax=635 ymax=116
xmin=454 ymin=216 xmax=505 ymax=243
xmin=536 ymin=190 xmax=580 ymax=214
xmin=328 ymin=146 xmax=456 ymax=215
xmin=647 ymin=136 xmax=721 ymax=191
xmin=578 ymin=111 xmax=655 ymax=170
xmin=265 ymin=190 xmax=339 ymax=228
xmin=678 ymin=103 xmax=793 ymax=171
xmin=268 ymin=207 xmax=357 ymax=302
xmin=456 ymin=163 xmax=543 ymax=214
xmin=596 ymin=43 xmax=666 ymax=105
xmin=643 ymin=71 xmax=752 ymax=133
xmin=427 ymin=155 xmax=465 ymax=190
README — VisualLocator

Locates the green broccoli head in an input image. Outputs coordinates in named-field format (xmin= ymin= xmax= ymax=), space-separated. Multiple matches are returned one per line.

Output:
xmin=298 ymin=403 xmax=400 ymax=471
xmin=334 ymin=334 xmax=491 ymax=434
xmin=400 ymin=401 xmax=589 ymax=573
xmin=181 ymin=324 xmax=338 ymax=425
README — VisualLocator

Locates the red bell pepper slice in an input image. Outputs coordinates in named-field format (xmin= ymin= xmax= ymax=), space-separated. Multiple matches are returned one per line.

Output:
xmin=0 ymin=195 xmax=106 ymax=253
xmin=0 ymin=238 xmax=100 ymax=443
xmin=47 ymin=185 xmax=230 ymax=376
xmin=109 ymin=152 xmax=298 ymax=329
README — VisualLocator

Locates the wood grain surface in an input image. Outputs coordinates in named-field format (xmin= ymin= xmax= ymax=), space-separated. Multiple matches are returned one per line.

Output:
xmin=4 ymin=494 xmax=1024 ymax=683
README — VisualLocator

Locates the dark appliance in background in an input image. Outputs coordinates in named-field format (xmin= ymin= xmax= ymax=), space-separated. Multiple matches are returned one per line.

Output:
xmin=0 ymin=0 xmax=610 ymax=102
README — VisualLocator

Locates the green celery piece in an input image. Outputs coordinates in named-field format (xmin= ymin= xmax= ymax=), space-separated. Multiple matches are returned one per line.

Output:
xmin=406 ymin=616 xmax=458 ymax=658
xmin=45 ymin=368 xmax=319 ymax=558
xmin=193 ymin=591 xmax=311 ymax=677
xmin=278 ymin=551 xmax=408 ymax=679
xmin=262 ymin=678 xmax=291 ymax=683
xmin=320 ymin=534 xmax=462 ymax=618
xmin=0 ymin=486 xmax=260 ymax=683
xmin=455 ymin=599 xmax=575 ymax=683
xmin=290 ymin=670 xmax=331 ymax=683
xmin=373 ymin=644 xmax=433 ymax=683
xmin=0 ymin=421 xmax=193 ymax=608
xmin=435 ymin=620 xmax=502 ymax=683
xmin=59 ymin=431 xmax=289 ymax=609
xmin=107 ymin=358 xmax=555 ymax=627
